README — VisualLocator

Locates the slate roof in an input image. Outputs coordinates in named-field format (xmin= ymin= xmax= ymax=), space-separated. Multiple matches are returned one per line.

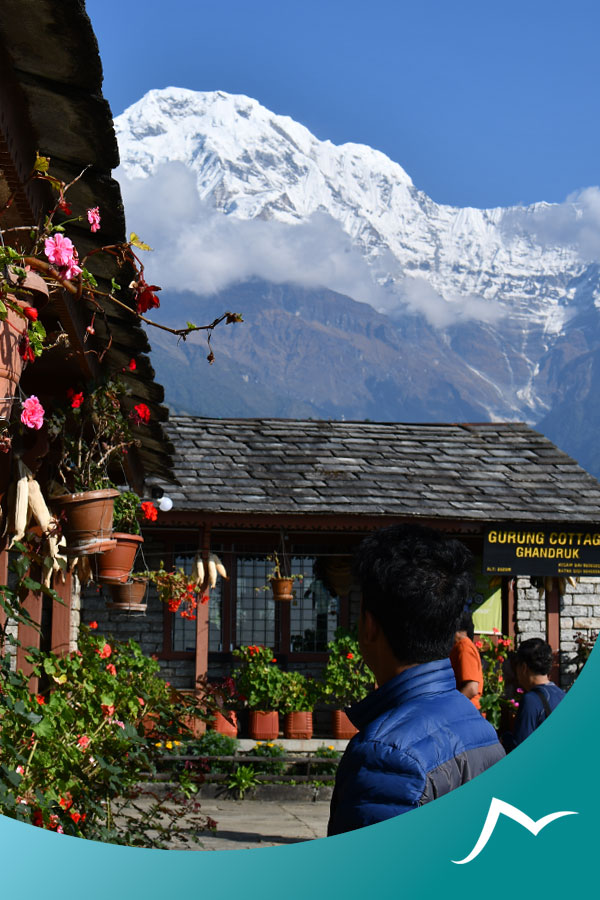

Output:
xmin=160 ymin=417 xmax=600 ymax=523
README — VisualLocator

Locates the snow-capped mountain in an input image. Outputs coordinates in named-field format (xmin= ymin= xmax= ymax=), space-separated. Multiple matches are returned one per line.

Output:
xmin=114 ymin=88 xmax=600 ymax=477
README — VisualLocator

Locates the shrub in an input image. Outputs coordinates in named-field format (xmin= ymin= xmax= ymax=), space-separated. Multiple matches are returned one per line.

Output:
xmin=232 ymin=645 xmax=284 ymax=710
xmin=320 ymin=628 xmax=375 ymax=707
xmin=0 ymin=625 xmax=209 ymax=845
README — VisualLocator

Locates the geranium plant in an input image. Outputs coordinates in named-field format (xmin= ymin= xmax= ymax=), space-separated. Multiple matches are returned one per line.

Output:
xmin=112 ymin=490 xmax=149 ymax=535
xmin=320 ymin=628 xmax=375 ymax=708
xmin=142 ymin=561 xmax=202 ymax=619
xmin=0 ymin=156 xmax=242 ymax=366
xmin=0 ymin=625 xmax=213 ymax=845
xmin=476 ymin=630 xmax=513 ymax=730
xmin=232 ymin=645 xmax=285 ymax=711
xmin=47 ymin=378 xmax=136 ymax=493
xmin=278 ymin=670 xmax=317 ymax=714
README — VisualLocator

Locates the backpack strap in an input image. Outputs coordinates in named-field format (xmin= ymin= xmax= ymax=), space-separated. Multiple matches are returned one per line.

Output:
xmin=531 ymin=685 xmax=552 ymax=720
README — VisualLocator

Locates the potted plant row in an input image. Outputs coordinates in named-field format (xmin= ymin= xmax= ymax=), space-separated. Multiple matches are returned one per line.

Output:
xmin=226 ymin=630 xmax=375 ymax=741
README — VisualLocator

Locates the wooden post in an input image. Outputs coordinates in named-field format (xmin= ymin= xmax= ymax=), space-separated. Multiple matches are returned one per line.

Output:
xmin=16 ymin=589 xmax=43 ymax=692
xmin=51 ymin=572 xmax=72 ymax=656
xmin=546 ymin=579 xmax=561 ymax=685
xmin=195 ymin=526 xmax=211 ymax=687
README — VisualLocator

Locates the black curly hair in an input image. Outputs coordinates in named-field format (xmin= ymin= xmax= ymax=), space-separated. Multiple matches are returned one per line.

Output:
xmin=353 ymin=523 xmax=474 ymax=664
xmin=515 ymin=638 xmax=554 ymax=675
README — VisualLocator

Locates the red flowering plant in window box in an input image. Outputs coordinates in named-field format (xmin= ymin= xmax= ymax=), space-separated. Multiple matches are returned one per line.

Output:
xmin=0 ymin=625 xmax=213 ymax=845
xmin=320 ymin=627 xmax=375 ymax=708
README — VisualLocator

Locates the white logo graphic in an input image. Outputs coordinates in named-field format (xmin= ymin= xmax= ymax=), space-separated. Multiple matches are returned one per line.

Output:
xmin=452 ymin=797 xmax=578 ymax=864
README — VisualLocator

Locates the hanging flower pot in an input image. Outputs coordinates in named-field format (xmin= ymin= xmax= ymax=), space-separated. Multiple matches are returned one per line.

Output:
xmin=211 ymin=710 xmax=238 ymax=738
xmin=52 ymin=488 xmax=119 ymax=556
xmin=0 ymin=272 xmax=48 ymax=422
xmin=284 ymin=711 xmax=313 ymax=740
xmin=331 ymin=709 xmax=358 ymax=740
xmin=248 ymin=710 xmax=279 ymax=741
xmin=270 ymin=577 xmax=294 ymax=601
xmin=107 ymin=576 xmax=148 ymax=610
xmin=96 ymin=532 xmax=144 ymax=583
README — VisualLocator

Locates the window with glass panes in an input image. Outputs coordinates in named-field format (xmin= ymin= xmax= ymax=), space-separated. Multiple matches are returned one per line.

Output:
xmin=289 ymin=556 xmax=339 ymax=652
xmin=235 ymin=556 xmax=276 ymax=647
xmin=172 ymin=546 xmax=223 ymax=653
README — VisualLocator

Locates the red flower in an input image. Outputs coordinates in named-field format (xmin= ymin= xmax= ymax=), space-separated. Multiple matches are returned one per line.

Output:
xmin=70 ymin=811 xmax=83 ymax=825
xmin=32 ymin=810 xmax=44 ymax=828
xmin=59 ymin=796 xmax=72 ymax=810
xmin=23 ymin=307 xmax=38 ymax=322
xmin=141 ymin=501 xmax=158 ymax=521
xmin=77 ymin=734 xmax=90 ymax=750
xmin=18 ymin=335 xmax=35 ymax=363
xmin=201 ymin=593 xmax=209 ymax=604
xmin=88 ymin=621 xmax=98 ymax=629
xmin=130 ymin=402 xmax=151 ymax=425
xmin=101 ymin=704 xmax=115 ymax=718
xmin=492 ymin=627 xmax=500 ymax=634
xmin=128 ymin=358 xmax=137 ymax=371
xmin=35 ymin=694 xmax=45 ymax=705
xmin=132 ymin=277 xmax=161 ymax=314
xmin=137 ymin=697 xmax=145 ymax=706
xmin=71 ymin=392 xmax=84 ymax=409
xmin=106 ymin=663 xmax=117 ymax=676
xmin=271 ymin=658 xmax=277 ymax=663
xmin=346 ymin=652 xmax=354 ymax=659
xmin=98 ymin=643 xmax=111 ymax=659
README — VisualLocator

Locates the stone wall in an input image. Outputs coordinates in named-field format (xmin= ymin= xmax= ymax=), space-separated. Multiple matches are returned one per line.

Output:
xmin=513 ymin=576 xmax=600 ymax=688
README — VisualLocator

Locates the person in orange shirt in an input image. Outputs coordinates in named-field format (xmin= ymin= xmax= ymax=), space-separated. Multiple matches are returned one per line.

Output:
xmin=450 ymin=610 xmax=484 ymax=709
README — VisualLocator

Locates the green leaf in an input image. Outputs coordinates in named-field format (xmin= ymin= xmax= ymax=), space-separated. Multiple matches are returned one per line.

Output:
xmin=34 ymin=153 xmax=50 ymax=173
xmin=129 ymin=232 xmax=152 ymax=252
xmin=111 ymin=278 xmax=121 ymax=293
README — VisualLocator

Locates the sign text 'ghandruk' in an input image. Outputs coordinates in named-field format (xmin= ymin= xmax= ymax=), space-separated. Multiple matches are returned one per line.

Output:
xmin=483 ymin=526 xmax=600 ymax=576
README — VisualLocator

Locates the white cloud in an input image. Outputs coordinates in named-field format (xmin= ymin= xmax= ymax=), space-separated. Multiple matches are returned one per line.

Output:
xmin=117 ymin=161 xmax=505 ymax=330
xmin=503 ymin=187 xmax=600 ymax=261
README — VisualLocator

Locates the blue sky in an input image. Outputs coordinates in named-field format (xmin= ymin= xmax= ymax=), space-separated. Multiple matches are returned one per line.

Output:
xmin=86 ymin=0 xmax=600 ymax=211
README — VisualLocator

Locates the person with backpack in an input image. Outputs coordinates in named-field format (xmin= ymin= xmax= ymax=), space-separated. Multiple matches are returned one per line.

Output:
xmin=503 ymin=638 xmax=565 ymax=751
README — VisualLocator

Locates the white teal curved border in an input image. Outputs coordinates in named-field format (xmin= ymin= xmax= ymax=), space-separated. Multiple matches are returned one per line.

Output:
xmin=1 ymin=640 xmax=594 ymax=899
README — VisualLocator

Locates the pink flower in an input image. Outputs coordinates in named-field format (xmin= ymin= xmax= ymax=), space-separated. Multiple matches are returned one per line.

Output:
xmin=101 ymin=704 xmax=115 ymax=718
xmin=106 ymin=663 xmax=117 ymax=676
xmin=20 ymin=396 xmax=45 ymax=430
xmin=44 ymin=233 xmax=82 ymax=280
xmin=115 ymin=720 xmax=125 ymax=729
xmin=77 ymin=735 xmax=90 ymax=750
xmin=87 ymin=207 xmax=101 ymax=233
xmin=16 ymin=765 xmax=24 ymax=775
xmin=137 ymin=697 xmax=145 ymax=706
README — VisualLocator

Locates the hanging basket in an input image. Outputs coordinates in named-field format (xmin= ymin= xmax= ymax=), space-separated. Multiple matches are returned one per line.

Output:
xmin=0 ymin=272 xmax=50 ymax=420
xmin=51 ymin=488 xmax=119 ymax=556
xmin=107 ymin=576 xmax=148 ymax=611
xmin=270 ymin=577 xmax=294 ymax=601
xmin=96 ymin=532 xmax=144 ymax=583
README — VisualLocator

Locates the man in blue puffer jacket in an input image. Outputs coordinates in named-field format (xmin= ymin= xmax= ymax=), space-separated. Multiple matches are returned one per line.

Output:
xmin=328 ymin=524 xmax=505 ymax=836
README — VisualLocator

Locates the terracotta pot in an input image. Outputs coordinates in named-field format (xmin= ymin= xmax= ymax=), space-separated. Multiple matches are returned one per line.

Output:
xmin=212 ymin=710 xmax=238 ymax=738
xmin=332 ymin=709 xmax=358 ymax=740
xmin=97 ymin=532 xmax=144 ymax=583
xmin=271 ymin=577 xmax=294 ymax=601
xmin=52 ymin=488 xmax=119 ymax=555
xmin=248 ymin=710 xmax=279 ymax=740
xmin=108 ymin=577 xmax=148 ymax=607
xmin=284 ymin=711 xmax=313 ymax=740
xmin=0 ymin=272 xmax=49 ymax=421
